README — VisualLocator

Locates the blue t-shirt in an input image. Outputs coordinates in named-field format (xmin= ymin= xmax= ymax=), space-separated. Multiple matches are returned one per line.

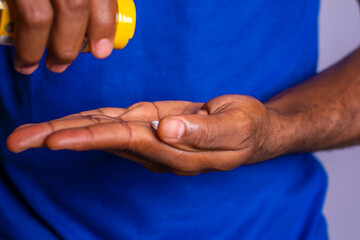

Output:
xmin=0 ymin=0 xmax=328 ymax=239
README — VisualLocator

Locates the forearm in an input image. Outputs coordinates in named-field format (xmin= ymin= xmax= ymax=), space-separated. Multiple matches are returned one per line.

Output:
xmin=254 ymin=47 xmax=360 ymax=162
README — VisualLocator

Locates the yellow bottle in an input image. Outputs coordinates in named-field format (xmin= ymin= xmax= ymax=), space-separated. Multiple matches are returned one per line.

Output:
xmin=0 ymin=0 xmax=136 ymax=51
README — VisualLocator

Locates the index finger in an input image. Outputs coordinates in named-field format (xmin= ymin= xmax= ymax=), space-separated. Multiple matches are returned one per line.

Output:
xmin=6 ymin=116 xmax=117 ymax=153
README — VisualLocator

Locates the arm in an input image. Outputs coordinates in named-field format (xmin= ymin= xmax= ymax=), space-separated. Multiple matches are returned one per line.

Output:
xmin=6 ymin=48 xmax=360 ymax=175
xmin=250 ymin=46 xmax=360 ymax=163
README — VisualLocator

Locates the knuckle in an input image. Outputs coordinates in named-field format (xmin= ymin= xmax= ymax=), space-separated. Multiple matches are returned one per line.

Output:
xmin=92 ymin=13 xmax=114 ymax=27
xmin=63 ymin=0 xmax=90 ymax=12
xmin=51 ymin=46 xmax=78 ymax=64
xmin=20 ymin=6 xmax=53 ymax=29
xmin=51 ymin=49 xmax=78 ymax=63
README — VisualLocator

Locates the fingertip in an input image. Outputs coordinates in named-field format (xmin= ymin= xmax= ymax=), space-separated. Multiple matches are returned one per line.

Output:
xmin=14 ymin=64 xmax=39 ymax=75
xmin=6 ymin=133 xmax=25 ymax=153
xmin=158 ymin=118 xmax=186 ymax=140
xmin=46 ymin=63 xmax=70 ymax=73
xmin=92 ymin=38 xmax=113 ymax=59
xmin=7 ymin=123 xmax=55 ymax=153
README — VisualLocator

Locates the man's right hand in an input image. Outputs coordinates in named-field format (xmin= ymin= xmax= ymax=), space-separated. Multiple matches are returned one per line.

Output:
xmin=8 ymin=0 xmax=117 ymax=74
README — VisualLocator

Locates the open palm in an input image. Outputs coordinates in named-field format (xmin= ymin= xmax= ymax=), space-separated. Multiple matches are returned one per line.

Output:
xmin=7 ymin=95 xmax=270 ymax=175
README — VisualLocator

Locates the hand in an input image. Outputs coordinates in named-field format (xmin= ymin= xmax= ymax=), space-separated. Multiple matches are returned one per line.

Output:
xmin=8 ymin=0 xmax=116 ymax=74
xmin=7 ymin=95 xmax=271 ymax=176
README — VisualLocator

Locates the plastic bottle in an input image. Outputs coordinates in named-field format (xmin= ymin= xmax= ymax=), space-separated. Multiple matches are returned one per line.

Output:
xmin=0 ymin=0 xmax=136 ymax=51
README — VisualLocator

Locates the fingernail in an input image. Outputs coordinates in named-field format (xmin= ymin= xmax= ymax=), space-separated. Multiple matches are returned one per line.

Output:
xmin=94 ymin=38 xmax=113 ymax=59
xmin=15 ymin=64 xmax=39 ymax=75
xmin=47 ymin=64 xmax=70 ymax=73
xmin=163 ymin=118 xmax=185 ymax=139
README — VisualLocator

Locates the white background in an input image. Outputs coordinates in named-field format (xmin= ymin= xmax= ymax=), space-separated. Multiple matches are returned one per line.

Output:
xmin=316 ymin=0 xmax=360 ymax=239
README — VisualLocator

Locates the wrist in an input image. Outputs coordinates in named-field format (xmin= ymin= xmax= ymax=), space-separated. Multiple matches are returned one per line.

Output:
xmin=246 ymin=107 xmax=299 ymax=164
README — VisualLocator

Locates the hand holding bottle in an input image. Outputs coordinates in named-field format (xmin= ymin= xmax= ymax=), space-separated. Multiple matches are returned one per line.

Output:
xmin=0 ymin=0 xmax=135 ymax=74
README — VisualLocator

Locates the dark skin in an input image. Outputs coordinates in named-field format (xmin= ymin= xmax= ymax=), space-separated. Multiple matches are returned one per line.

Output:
xmin=7 ymin=47 xmax=360 ymax=175
xmin=7 ymin=96 xmax=269 ymax=175
xmin=7 ymin=0 xmax=116 ymax=74
xmin=6 ymin=2 xmax=360 ymax=176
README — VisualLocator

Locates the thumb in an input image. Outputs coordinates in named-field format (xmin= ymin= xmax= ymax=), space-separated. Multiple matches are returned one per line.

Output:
xmin=156 ymin=112 xmax=250 ymax=152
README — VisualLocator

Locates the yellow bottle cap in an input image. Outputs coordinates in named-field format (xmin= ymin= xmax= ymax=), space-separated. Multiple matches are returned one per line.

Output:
xmin=114 ymin=0 xmax=136 ymax=49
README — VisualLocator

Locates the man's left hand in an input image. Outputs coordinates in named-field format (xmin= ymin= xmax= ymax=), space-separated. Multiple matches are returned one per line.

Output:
xmin=7 ymin=95 xmax=271 ymax=176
